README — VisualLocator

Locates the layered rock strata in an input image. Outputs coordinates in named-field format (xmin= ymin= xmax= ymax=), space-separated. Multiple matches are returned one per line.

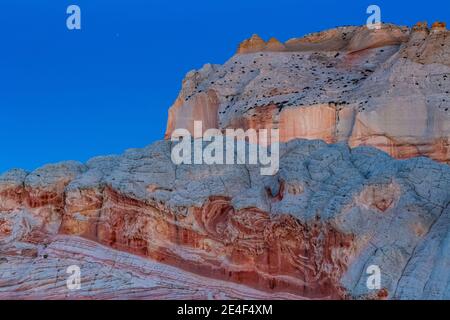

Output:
xmin=2 ymin=22 xmax=450 ymax=300
xmin=1 ymin=140 xmax=450 ymax=299
xmin=166 ymin=23 xmax=450 ymax=163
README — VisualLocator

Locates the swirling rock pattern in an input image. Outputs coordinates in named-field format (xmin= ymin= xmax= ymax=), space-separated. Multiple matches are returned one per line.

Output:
xmin=1 ymin=139 xmax=450 ymax=299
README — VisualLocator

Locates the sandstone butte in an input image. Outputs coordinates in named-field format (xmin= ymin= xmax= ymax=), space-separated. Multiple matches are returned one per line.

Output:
xmin=166 ymin=22 xmax=450 ymax=163
xmin=1 ymin=22 xmax=450 ymax=300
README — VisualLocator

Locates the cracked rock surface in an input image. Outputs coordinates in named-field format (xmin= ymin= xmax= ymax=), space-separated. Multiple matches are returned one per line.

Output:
xmin=166 ymin=23 xmax=450 ymax=163
xmin=1 ymin=139 xmax=449 ymax=299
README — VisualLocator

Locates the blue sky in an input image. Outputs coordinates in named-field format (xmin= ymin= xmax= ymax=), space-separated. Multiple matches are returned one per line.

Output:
xmin=0 ymin=0 xmax=449 ymax=172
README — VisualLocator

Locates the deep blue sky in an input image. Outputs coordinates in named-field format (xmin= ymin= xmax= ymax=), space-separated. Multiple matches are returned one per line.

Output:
xmin=1 ymin=0 xmax=448 ymax=172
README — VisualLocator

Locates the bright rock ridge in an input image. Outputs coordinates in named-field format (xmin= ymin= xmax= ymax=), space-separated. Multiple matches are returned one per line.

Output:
xmin=166 ymin=22 xmax=450 ymax=163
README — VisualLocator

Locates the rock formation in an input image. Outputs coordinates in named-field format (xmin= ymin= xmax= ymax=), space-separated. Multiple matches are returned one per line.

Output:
xmin=1 ymin=23 xmax=450 ymax=300
xmin=165 ymin=23 xmax=450 ymax=163
xmin=1 ymin=140 xmax=450 ymax=299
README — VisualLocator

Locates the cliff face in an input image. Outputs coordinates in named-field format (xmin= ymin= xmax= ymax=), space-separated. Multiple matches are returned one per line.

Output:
xmin=1 ymin=23 xmax=450 ymax=300
xmin=1 ymin=140 xmax=450 ymax=299
xmin=166 ymin=23 xmax=450 ymax=163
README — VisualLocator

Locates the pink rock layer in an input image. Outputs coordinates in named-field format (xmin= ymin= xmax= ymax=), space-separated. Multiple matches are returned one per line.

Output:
xmin=0 ymin=235 xmax=306 ymax=300
xmin=0 ymin=183 xmax=356 ymax=299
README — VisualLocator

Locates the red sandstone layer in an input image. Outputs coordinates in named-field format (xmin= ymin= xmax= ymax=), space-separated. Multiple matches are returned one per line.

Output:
xmin=0 ymin=181 xmax=357 ymax=299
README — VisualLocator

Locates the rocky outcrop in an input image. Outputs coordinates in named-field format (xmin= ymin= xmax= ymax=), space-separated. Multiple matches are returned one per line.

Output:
xmin=2 ymin=22 xmax=450 ymax=300
xmin=237 ymin=25 xmax=409 ymax=53
xmin=1 ymin=140 xmax=450 ymax=299
xmin=238 ymin=35 xmax=286 ymax=54
xmin=0 ymin=235 xmax=302 ymax=300
xmin=165 ymin=23 xmax=450 ymax=163
xmin=432 ymin=21 xmax=447 ymax=32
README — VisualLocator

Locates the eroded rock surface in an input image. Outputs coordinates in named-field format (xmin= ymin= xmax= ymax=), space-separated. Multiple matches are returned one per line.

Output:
xmin=1 ymin=140 xmax=449 ymax=299
xmin=2 ymin=22 xmax=450 ymax=300
xmin=166 ymin=23 xmax=450 ymax=163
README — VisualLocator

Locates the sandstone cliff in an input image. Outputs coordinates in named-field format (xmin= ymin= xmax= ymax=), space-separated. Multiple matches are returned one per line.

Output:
xmin=166 ymin=23 xmax=450 ymax=163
